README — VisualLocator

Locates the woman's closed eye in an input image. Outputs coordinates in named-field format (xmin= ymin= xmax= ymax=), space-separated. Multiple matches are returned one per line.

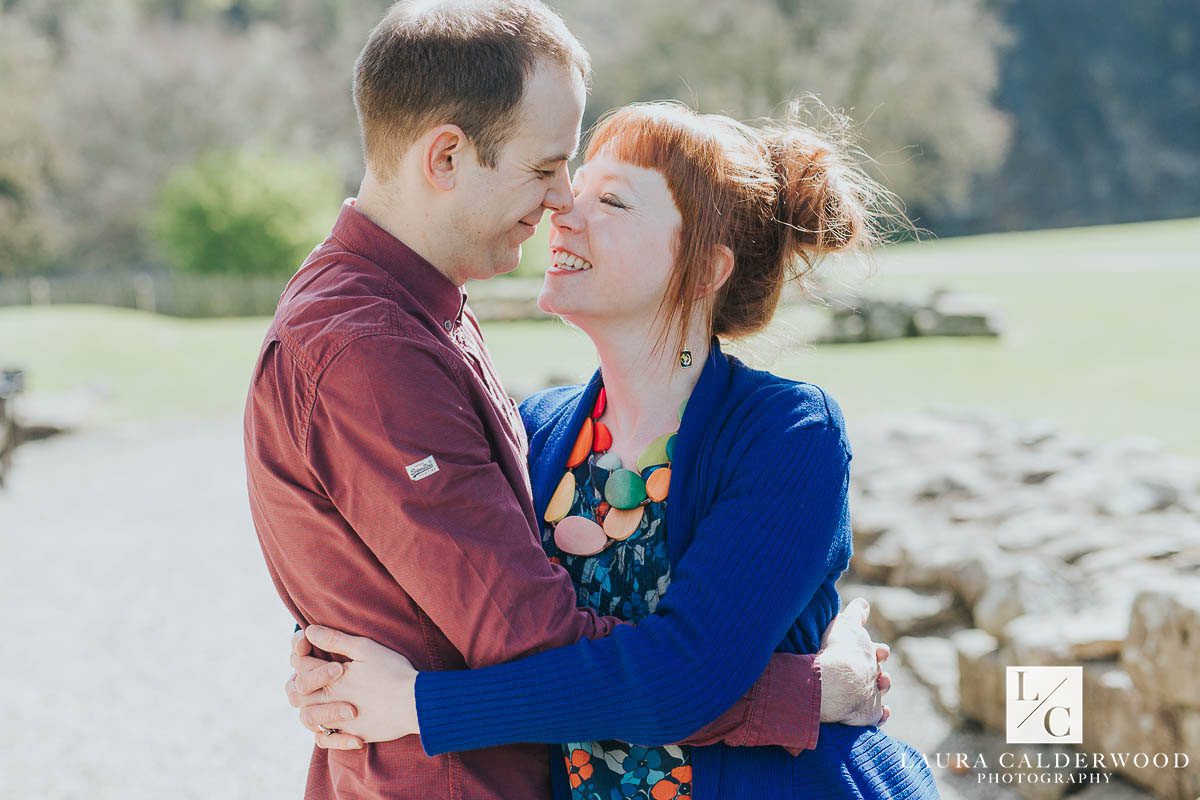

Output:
xmin=599 ymin=193 xmax=628 ymax=209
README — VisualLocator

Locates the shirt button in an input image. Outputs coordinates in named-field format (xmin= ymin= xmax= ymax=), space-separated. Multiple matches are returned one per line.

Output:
xmin=443 ymin=320 xmax=453 ymax=331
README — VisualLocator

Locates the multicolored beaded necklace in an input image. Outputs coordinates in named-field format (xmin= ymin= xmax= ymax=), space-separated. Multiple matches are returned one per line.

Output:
xmin=546 ymin=386 xmax=683 ymax=556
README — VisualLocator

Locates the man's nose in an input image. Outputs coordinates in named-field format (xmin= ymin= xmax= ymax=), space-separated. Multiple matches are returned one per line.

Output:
xmin=543 ymin=168 xmax=574 ymax=215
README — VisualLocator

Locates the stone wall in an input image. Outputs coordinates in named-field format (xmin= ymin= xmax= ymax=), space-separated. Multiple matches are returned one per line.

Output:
xmin=841 ymin=409 xmax=1199 ymax=799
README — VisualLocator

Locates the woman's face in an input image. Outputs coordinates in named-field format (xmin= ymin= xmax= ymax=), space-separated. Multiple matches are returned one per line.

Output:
xmin=538 ymin=152 xmax=682 ymax=334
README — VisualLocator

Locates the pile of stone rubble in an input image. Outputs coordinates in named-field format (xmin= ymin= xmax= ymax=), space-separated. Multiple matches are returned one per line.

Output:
xmin=819 ymin=288 xmax=1004 ymax=343
xmin=0 ymin=367 xmax=23 ymax=487
xmin=839 ymin=409 xmax=1199 ymax=799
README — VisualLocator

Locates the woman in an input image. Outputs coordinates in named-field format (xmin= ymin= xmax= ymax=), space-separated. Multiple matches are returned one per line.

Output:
xmin=289 ymin=101 xmax=938 ymax=798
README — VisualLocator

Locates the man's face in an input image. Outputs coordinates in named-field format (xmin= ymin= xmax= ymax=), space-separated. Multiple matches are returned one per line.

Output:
xmin=450 ymin=60 xmax=585 ymax=282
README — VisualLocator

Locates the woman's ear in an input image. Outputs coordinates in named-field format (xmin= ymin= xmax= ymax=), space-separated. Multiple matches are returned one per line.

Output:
xmin=697 ymin=244 xmax=735 ymax=299
xmin=420 ymin=125 xmax=469 ymax=190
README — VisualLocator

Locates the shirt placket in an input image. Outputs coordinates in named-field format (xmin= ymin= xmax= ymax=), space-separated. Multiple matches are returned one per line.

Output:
xmin=452 ymin=322 xmax=528 ymax=460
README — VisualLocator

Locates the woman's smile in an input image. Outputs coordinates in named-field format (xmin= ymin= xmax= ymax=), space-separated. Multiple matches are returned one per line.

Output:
xmin=547 ymin=247 xmax=594 ymax=274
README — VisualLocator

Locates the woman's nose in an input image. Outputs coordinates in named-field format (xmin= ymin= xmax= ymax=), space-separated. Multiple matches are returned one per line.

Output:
xmin=550 ymin=199 xmax=584 ymax=233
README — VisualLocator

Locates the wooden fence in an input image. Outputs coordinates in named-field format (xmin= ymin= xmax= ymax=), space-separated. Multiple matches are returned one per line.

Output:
xmin=0 ymin=272 xmax=549 ymax=321
xmin=0 ymin=273 xmax=287 ymax=317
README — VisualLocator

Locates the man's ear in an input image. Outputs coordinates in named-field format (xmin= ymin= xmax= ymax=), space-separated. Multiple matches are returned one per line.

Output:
xmin=697 ymin=244 xmax=735 ymax=299
xmin=420 ymin=125 xmax=470 ymax=190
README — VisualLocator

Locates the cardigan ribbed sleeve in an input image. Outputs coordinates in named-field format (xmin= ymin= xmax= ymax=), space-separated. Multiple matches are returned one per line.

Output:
xmin=414 ymin=386 xmax=851 ymax=754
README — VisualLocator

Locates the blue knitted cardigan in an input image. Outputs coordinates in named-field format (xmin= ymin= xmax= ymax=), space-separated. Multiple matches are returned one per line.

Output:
xmin=416 ymin=340 xmax=940 ymax=798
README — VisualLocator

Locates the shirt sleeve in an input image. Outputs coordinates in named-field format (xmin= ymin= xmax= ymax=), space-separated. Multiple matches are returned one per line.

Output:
xmin=414 ymin=389 xmax=851 ymax=752
xmin=672 ymin=652 xmax=822 ymax=755
xmin=306 ymin=334 xmax=621 ymax=668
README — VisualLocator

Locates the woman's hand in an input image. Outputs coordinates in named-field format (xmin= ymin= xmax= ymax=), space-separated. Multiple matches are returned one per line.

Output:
xmin=815 ymin=598 xmax=892 ymax=727
xmin=285 ymin=625 xmax=420 ymax=749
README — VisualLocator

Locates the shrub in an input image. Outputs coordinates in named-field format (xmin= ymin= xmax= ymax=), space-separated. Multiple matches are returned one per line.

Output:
xmin=151 ymin=149 xmax=342 ymax=277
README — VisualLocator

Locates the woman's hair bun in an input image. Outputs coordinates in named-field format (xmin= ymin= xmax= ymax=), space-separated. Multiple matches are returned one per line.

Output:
xmin=763 ymin=99 xmax=888 ymax=276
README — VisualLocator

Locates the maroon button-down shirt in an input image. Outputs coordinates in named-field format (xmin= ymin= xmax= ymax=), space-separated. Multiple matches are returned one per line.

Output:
xmin=245 ymin=200 xmax=821 ymax=800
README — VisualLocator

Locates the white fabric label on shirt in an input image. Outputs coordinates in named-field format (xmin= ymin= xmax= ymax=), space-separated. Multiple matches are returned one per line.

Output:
xmin=405 ymin=455 xmax=440 ymax=482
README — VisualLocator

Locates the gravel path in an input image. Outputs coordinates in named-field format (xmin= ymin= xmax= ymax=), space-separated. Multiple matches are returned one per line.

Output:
xmin=1 ymin=417 xmax=1014 ymax=799
xmin=1 ymin=418 xmax=309 ymax=799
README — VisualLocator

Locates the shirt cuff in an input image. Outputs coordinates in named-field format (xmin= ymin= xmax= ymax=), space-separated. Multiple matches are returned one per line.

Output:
xmin=765 ymin=653 xmax=822 ymax=756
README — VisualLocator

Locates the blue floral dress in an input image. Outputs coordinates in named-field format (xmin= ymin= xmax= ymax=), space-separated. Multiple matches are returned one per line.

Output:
xmin=542 ymin=450 xmax=693 ymax=800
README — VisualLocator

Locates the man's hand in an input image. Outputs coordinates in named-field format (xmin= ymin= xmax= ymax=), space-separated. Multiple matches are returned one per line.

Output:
xmin=285 ymin=630 xmax=362 ymax=750
xmin=285 ymin=626 xmax=420 ymax=750
xmin=815 ymin=598 xmax=892 ymax=727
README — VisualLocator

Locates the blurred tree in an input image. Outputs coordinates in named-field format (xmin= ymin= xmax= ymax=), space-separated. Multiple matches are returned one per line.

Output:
xmin=39 ymin=9 xmax=361 ymax=270
xmin=151 ymin=149 xmax=342 ymax=276
xmin=0 ymin=0 xmax=386 ymax=274
xmin=552 ymin=0 xmax=1013 ymax=221
xmin=2 ymin=0 xmax=101 ymax=48
xmin=132 ymin=0 xmax=387 ymax=43
xmin=943 ymin=0 xmax=1200 ymax=233
xmin=0 ymin=11 xmax=62 ymax=276
xmin=2 ymin=0 xmax=1189 ymax=280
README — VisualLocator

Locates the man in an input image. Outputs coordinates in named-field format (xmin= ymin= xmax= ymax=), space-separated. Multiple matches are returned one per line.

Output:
xmin=245 ymin=2 xmax=890 ymax=798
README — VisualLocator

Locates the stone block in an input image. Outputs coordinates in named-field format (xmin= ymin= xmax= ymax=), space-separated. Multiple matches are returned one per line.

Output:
xmin=852 ymin=529 xmax=904 ymax=583
xmin=973 ymin=561 xmax=1078 ymax=638
xmin=1004 ymin=609 xmax=1129 ymax=664
xmin=1070 ymin=780 xmax=1154 ymax=799
xmin=994 ymin=510 xmax=1082 ymax=552
xmin=1082 ymin=663 xmax=1186 ymax=799
xmin=954 ymin=628 xmax=1006 ymax=730
xmin=863 ymin=585 xmax=963 ymax=640
xmin=1122 ymin=582 xmax=1200 ymax=710
xmin=896 ymin=636 xmax=960 ymax=716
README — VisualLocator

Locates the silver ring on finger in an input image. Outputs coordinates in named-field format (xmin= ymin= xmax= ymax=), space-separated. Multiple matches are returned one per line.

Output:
xmin=318 ymin=725 xmax=341 ymax=736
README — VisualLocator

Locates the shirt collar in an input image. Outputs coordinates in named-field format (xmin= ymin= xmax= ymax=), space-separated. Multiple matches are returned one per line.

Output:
xmin=330 ymin=198 xmax=467 ymax=327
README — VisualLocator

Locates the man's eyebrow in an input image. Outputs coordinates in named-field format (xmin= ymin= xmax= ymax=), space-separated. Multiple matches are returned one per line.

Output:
xmin=533 ymin=148 xmax=579 ymax=169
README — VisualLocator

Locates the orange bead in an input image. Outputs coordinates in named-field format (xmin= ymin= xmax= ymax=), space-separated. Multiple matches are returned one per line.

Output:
xmin=646 ymin=467 xmax=672 ymax=502
xmin=603 ymin=506 xmax=643 ymax=541
xmin=592 ymin=421 xmax=613 ymax=453
xmin=596 ymin=501 xmax=611 ymax=523
xmin=544 ymin=471 xmax=576 ymax=523
xmin=566 ymin=417 xmax=593 ymax=468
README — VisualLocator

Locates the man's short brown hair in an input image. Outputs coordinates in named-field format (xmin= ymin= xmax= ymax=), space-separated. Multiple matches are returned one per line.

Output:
xmin=354 ymin=0 xmax=590 ymax=176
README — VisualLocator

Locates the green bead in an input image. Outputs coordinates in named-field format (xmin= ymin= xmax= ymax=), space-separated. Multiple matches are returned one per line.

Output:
xmin=636 ymin=432 xmax=674 ymax=472
xmin=664 ymin=433 xmax=677 ymax=463
xmin=604 ymin=468 xmax=647 ymax=509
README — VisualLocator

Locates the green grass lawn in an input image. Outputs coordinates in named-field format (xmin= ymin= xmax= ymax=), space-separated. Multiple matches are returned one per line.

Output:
xmin=0 ymin=307 xmax=272 ymax=424
xmin=801 ymin=216 xmax=1200 ymax=453
xmin=2 ymin=217 xmax=1197 ymax=452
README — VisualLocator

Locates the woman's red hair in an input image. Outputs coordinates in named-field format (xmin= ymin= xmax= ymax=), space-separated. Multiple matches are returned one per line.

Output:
xmin=584 ymin=100 xmax=896 ymax=351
